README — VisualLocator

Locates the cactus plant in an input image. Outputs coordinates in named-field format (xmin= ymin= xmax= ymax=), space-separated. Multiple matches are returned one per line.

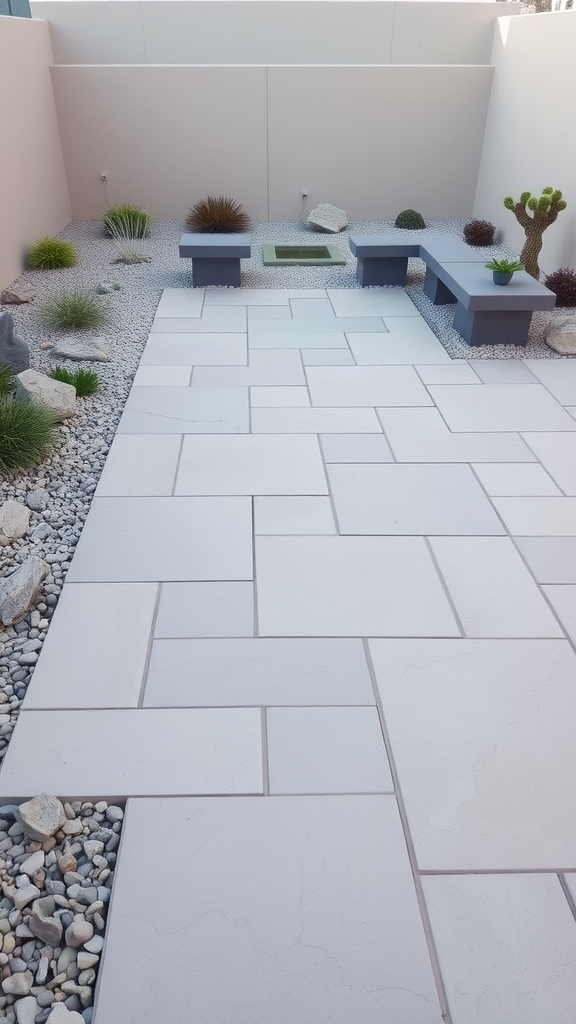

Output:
xmin=503 ymin=188 xmax=567 ymax=280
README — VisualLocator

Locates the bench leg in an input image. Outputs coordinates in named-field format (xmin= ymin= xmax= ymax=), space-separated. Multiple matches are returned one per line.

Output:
xmin=423 ymin=267 xmax=456 ymax=304
xmin=191 ymin=257 xmax=242 ymax=287
xmin=454 ymin=305 xmax=533 ymax=347
xmin=356 ymin=256 xmax=408 ymax=287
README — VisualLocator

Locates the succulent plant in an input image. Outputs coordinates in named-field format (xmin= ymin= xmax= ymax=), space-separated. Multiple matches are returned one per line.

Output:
xmin=485 ymin=257 xmax=524 ymax=273
xmin=503 ymin=188 xmax=567 ymax=279
xmin=463 ymin=220 xmax=496 ymax=246
xmin=395 ymin=209 xmax=426 ymax=230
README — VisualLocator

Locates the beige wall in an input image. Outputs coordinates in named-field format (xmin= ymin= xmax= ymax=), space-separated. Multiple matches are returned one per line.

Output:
xmin=50 ymin=64 xmax=493 ymax=222
xmin=31 ymin=1 xmax=519 ymax=66
xmin=474 ymin=10 xmax=576 ymax=275
xmin=0 ymin=16 xmax=71 ymax=292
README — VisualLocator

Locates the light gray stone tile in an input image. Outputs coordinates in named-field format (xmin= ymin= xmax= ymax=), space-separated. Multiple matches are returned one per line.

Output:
xmin=514 ymin=537 xmax=576 ymax=583
xmin=327 ymin=288 xmax=419 ymax=316
xmin=542 ymin=586 xmax=576 ymax=644
xmin=306 ymin=365 xmax=432 ymax=407
xmin=524 ymin=359 xmax=576 ymax=404
xmin=251 ymin=407 xmax=383 ymax=433
xmin=347 ymin=321 xmax=450 ymax=364
xmin=0 ymin=709 xmax=263 ymax=797
xmin=493 ymin=496 xmax=576 ymax=536
xmin=521 ymin=432 xmax=576 ymax=495
xmin=250 ymin=330 xmax=349 ymax=349
xmin=133 ymin=366 xmax=192 ymax=386
xmin=267 ymin=707 xmax=393 ymax=793
xmin=320 ymin=433 xmax=394 ymax=463
xmin=472 ymin=462 xmax=561 ymax=497
xmin=95 ymin=796 xmax=442 ymax=1024
xmin=250 ymin=386 xmax=310 ymax=407
xmin=175 ymin=434 xmax=328 ymax=495
xmin=247 ymin=305 xmax=292 ymax=319
xmin=24 ymin=583 xmax=158 ymax=708
xmin=468 ymin=359 xmax=538 ymax=383
xmin=328 ymin=463 xmax=504 ymax=535
xmin=378 ymin=407 xmax=536 ymax=462
xmin=192 ymin=349 xmax=305 ymax=387
xmin=290 ymin=298 xmax=336 ymax=318
xmin=254 ymin=496 xmax=335 ymax=534
xmin=116 ymin=386 xmax=249 ymax=434
xmin=151 ymin=306 xmax=246 ymax=332
xmin=140 ymin=334 xmax=247 ymax=366
xmin=144 ymin=637 xmax=375 ymax=706
xmin=204 ymin=288 xmax=327 ymax=304
xmin=249 ymin=317 xmax=386 ymax=337
xmin=154 ymin=288 xmax=204 ymax=318
xmin=95 ymin=435 xmax=181 ymax=496
xmin=66 ymin=496 xmax=253 ymax=582
xmin=428 ymin=383 xmax=576 ymax=432
xmin=301 ymin=349 xmax=355 ymax=365
xmin=154 ymin=582 xmax=254 ymax=638
xmin=415 ymin=364 xmax=481 ymax=385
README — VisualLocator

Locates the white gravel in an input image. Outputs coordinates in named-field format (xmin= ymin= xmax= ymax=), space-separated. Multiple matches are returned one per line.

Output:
xmin=0 ymin=215 xmax=573 ymax=766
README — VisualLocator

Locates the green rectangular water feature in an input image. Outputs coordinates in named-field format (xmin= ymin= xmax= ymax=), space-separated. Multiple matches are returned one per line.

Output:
xmin=262 ymin=244 xmax=346 ymax=267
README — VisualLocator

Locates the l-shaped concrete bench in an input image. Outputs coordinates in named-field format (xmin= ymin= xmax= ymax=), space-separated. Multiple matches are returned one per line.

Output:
xmin=349 ymin=232 xmax=556 ymax=347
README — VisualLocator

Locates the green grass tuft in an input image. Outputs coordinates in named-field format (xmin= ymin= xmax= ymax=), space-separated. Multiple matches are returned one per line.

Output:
xmin=36 ymin=290 xmax=111 ymax=332
xmin=103 ymin=204 xmax=151 ymax=239
xmin=0 ymin=396 xmax=58 ymax=473
xmin=29 ymin=236 xmax=79 ymax=270
xmin=48 ymin=366 xmax=100 ymax=397
xmin=0 ymin=364 xmax=15 ymax=397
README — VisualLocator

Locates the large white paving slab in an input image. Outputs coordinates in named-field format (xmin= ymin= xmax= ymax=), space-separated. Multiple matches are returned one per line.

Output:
xmin=95 ymin=796 xmax=442 ymax=1024
xmin=428 ymin=383 xmax=576 ymax=432
xmin=174 ymin=434 xmax=328 ymax=495
xmin=116 ymin=386 xmax=249 ymax=434
xmin=472 ymin=461 xmax=561 ymax=497
xmin=493 ymin=496 xmax=576 ymax=535
xmin=423 ymin=874 xmax=576 ymax=1024
xmin=267 ymin=707 xmax=393 ymax=793
xmin=204 ymin=288 xmax=327 ymax=304
xmin=430 ymin=537 xmax=563 ymax=637
xmin=256 ymin=536 xmax=460 ymax=637
xmin=327 ymin=288 xmax=419 ymax=316
xmin=249 ymin=317 xmax=386 ymax=338
xmin=306 ymin=365 xmax=432 ymax=407
xmin=66 ymin=496 xmax=253 ymax=582
xmin=132 ymin=366 xmax=192 ymax=386
xmin=521 ymin=432 xmax=576 ymax=494
xmin=251 ymin=407 xmax=383 ymax=433
xmin=378 ymin=407 xmax=535 ymax=462
xmin=370 ymin=637 xmax=576 ymax=869
xmin=469 ymin=359 xmax=538 ymax=383
xmin=250 ymin=330 xmax=349 ymax=349
xmin=151 ymin=306 xmax=246 ymax=332
xmin=524 ymin=358 xmax=576 ymax=405
xmin=0 ymin=709 xmax=263 ymax=798
xmin=514 ymin=537 xmax=576 ymax=583
xmin=154 ymin=582 xmax=254 ymax=638
xmin=328 ymin=463 xmax=505 ymax=535
xmin=542 ymin=585 xmax=576 ymax=644
xmin=254 ymin=496 xmax=335 ymax=534
xmin=250 ymin=386 xmax=310 ymax=407
xmin=320 ymin=433 xmax=394 ymax=463
xmin=346 ymin=322 xmax=451 ymax=365
xmin=301 ymin=349 xmax=355 ymax=365
xmin=290 ymin=298 xmax=335 ymax=318
xmin=247 ymin=305 xmax=291 ymax=319
xmin=23 ymin=583 xmax=158 ymax=708
xmin=192 ymin=349 xmax=305 ymax=387
xmin=154 ymin=288 xmax=204 ymax=318
xmin=144 ymin=638 xmax=375 ymax=706
xmin=95 ymin=435 xmax=181 ymax=496
xmin=415 ymin=363 xmax=481 ymax=385
xmin=140 ymin=334 xmax=247 ymax=366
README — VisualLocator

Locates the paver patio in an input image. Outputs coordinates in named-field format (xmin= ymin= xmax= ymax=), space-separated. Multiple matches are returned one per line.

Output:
xmin=2 ymin=287 xmax=576 ymax=1024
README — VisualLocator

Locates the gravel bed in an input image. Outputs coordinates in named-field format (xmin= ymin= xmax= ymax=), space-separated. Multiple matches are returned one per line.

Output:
xmin=0 ymin=216 xmax=572 ymax=769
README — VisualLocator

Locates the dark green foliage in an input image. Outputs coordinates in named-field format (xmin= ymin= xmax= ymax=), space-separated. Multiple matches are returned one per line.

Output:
xmin=395 ymin=209 xmax=426 ymax=230
xmin=103 ymin=204 xmax=151 ymax=239
xmin=29 ymin=237 xmax=79 ymax=270
xmin=0 ymin=364 xmax=15 ymax=397
xmin=0 ymin=395 xmax=58 ymax=472
xmin=463 ymin=220 xmax=496 ymax=246
xmin=485 ymin=257 xmax=524 ymax=273
xmin=36 ymin=290 xmax=110 ymax=331
xmin=186 ymin=196 xmax=251 ymax=234
xmin=543 ymin=268 xmax=576 ymax=307
xmin=48 ymin=366 xmax=100 ymax=396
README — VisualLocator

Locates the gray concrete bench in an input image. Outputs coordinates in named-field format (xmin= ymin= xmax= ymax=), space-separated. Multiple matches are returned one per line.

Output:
xmin=179 ymin=233 xmax=251 ymax=287
xmin=348 ymin=232 xmax=556 ymax=346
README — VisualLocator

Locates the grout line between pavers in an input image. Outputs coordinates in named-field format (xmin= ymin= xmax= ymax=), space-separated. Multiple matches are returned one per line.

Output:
xmin=261 ymin=707 xmax=270 ymax=796
xmin=137 ymin=581 xmax=162 ymax=709
xmin=558 ymin=874 xmax=576 ymax=924
xmin=423 ymin=537 xmax=465 ymax=639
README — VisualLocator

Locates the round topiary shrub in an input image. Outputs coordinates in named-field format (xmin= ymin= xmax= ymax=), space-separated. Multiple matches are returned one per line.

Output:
xmin=463 ymin=219 xmax=496 ymax=246
xmin=103 ymin=204 xmax=151 ymax=239
xmin=0 ymin=395 xmax=58 ymax=472
xmin=543 ymin=268 xmax=576 ymax=307
xmin=29 ymin=237 xmax=79 ymax=270
xmin=395 ymin=209 xmax=426 ymax=230
xmin=186 ymin=196 xmax=251 ymax=234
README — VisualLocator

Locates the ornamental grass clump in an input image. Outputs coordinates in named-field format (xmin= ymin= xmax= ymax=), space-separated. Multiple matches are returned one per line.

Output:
xmin=463 ymin=219 xmax=496 ymax=246
xmin=0 ymin=364 xmax=15 ymax=397
xmin=186 ymin=196 xmax=251 ymax=234
xmin=48 ymin=366 xmax=100 ymax=396
xmin=543 ymin=268 xmax=576 ymax=307
xmin=0 ymin=394 xmax=58 ymax=472
xmin=36 ymin=290 xmax=111 ymax=332
xmin=29 ymin=236 xmax=79 ymax=270
xmin=103 ymin=204 xmax=151 ymax=239
xmin=394 ymin=209 xmax=426 ymax=230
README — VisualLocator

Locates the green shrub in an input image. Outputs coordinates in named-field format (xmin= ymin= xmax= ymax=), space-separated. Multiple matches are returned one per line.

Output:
xmin=186 ymin=196 xmax=251 ymax=234
xmin=36 ymin=290 xmax=111 ymax=331
xmin=395 ymin=209 xmax=426 ymax=230
xmin=29 ymin=236 xmax=79 ymax=270
xmin=48 ymin=366 xmax=100 ymax=396
xmin=0 ymin=365 xmax=15 ymax=397
xmin=103 ymin=204 xmax=151 ymax=239
xmin=0 ymin=395 xmax=58 ymax=473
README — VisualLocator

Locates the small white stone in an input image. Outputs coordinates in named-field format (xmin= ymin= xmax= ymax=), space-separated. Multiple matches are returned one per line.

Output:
xmin=19 ymin=851 xmax=45 ymax=876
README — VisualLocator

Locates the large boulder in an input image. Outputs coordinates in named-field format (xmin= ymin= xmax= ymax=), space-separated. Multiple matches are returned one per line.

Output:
xmin=51 ymin=337 xmax=109 ymax=362
xmin=544 ymin=316 xmax=576 ymax=355
xmin=0 ymin=555 xmax=49 ymax=626
xmin=0 ymin=500 xmax=30 ymax=546
xmin=15 ymin=368 xmax=76 ymax=421
xmin=307 ymin=203 xmax=348 ymax=233
xmin=0 ymin=311 xmax=30 ymax=373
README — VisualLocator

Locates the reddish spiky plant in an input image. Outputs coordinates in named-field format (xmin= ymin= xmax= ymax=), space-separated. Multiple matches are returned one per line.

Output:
xmin=463 ymin=220 xmax=496 ymax=246
xmin=544 ymin=268 xmax=576 ymax=307
xmin=185 ymin=196 xmax=251 ymax=234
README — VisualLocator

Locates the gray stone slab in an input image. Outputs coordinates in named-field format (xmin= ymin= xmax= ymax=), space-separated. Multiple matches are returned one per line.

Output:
xmin=116 ymin=386 xmax=249 ymax=434
xmin=179 ymin=232 xmax=251 ymax=258
xmin=154 ymin=582 xmax=254 ymax=638
xmin=320 ymin=433 xmax=394 ymax=463
xmin=432 ymin=263 xmax=556 ymax=312
xmin=514 ymin=537 xmax=576 ymax=584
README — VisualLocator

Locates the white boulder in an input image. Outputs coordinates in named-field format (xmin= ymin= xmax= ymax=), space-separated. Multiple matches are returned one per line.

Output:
xmin=307 ymin=203 xmax=348 ymax=233
xmin=0 ymin=500 xmax=30 ymax=546
xmin=544 ymin=316 xmax=576 ymax=355
xmin=15 ymin=369 xmax=76 ymax=421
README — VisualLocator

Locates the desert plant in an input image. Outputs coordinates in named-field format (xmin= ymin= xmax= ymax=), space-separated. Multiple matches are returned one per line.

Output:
xmin=29 ymin=236 xmax=79 ymax=270
xmin=48 ymin=366 xmax=100 ymax=396
xmin=395 ymin=209 xmax=426 ymax=230
xmin=463 ymin=219 xmax=496 ymax=246
xmin=504 ymin=188 xmax=567 ymax=280
xmin=36 ymin=290 xmax=110 ymax=332
xmin=485 ymin=257 xmax=525 ymax=273
xmin=543 ymin=268 xmax=576 ymax=307
xmin=186 ymin=196 xmax=251 ymax=234
xmin=0 ymin=365 xmax=15 ymax=397
xmin=0 ymin=395 xmax=58 ymax=472
xmin=103 ymin=204 xmax=151 ymax=239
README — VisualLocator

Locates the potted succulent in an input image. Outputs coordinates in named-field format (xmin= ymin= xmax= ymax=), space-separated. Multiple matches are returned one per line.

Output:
xmin=485 ymin=257 xmax=525 ymax=286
